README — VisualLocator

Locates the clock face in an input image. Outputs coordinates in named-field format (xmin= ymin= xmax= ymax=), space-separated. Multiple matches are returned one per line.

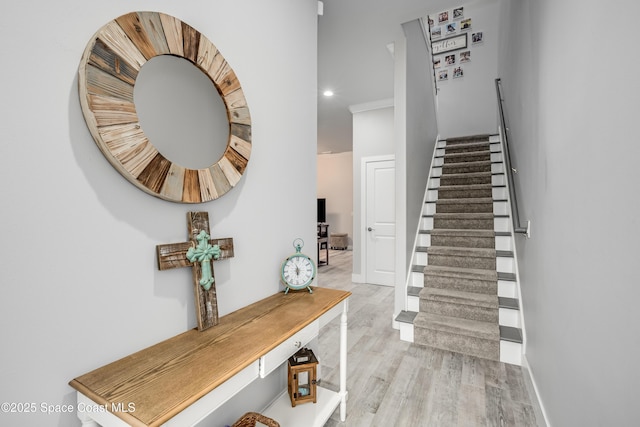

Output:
xmin=282 ymin=254 xmax=316 ymax=289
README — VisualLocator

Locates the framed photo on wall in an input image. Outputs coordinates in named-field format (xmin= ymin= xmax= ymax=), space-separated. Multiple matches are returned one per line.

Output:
xmin=432 ymin=33 xmax=468 ymax=55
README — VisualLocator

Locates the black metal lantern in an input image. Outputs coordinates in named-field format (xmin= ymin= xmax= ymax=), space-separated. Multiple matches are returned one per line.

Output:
xmin=287 ymin=348 xmax=319 ymax=407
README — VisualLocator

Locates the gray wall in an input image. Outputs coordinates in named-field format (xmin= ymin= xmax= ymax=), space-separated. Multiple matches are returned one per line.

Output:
xmin=432 ymin=0 xmax=501 ymax=138
xmin=497 ymin=0 xmax=640 ymax=425
xmin=0 ymin=1 xmax=318 ymax=426
xmin=351 ymin=104 xmax=395 ymax=279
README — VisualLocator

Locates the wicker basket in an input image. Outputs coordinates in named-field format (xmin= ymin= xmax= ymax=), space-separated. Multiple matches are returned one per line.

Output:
xmin=231 ymin=412 xmax=280 ymax=427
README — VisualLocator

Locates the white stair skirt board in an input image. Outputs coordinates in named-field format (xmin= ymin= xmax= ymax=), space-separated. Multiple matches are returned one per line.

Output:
xmin=432 ymin=167 xmax=443 ymax=177
xmin=490 ymin=152 xmax=503 ymax=162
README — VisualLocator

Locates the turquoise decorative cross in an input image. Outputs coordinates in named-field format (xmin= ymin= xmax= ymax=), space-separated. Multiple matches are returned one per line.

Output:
xmin=186 ymin=230 xmax=221 ymax=291
xmin=156 ymin=212 xmax=235 ymax=331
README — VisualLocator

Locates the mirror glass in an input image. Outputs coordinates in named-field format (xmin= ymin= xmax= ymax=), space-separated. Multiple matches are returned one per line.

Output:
xmin=134 ymin=55 xmax=229 ymax=169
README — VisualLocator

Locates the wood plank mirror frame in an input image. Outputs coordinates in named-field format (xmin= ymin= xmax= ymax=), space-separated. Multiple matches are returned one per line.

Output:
xmin=78 ymin=11 xmax=251 ymax=203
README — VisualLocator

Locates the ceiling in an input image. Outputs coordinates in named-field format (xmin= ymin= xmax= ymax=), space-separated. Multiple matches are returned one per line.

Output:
xmin=316 ymin=0 xmax=467 ymax=154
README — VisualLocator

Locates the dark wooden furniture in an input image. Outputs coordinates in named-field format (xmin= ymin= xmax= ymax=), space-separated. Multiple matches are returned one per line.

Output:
xmin=317 ymin=223 xmax=329 ymax=266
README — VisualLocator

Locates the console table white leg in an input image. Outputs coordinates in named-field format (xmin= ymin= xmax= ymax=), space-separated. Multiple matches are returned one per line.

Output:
xmin=77 ymin=410 xmax=99 ymax=427
xmin=339 ymin=302 xmax=348 ymax=421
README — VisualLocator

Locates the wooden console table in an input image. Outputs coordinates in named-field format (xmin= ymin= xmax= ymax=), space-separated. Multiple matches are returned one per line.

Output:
xmin=69 ymin=287 xmax=350 ymax=426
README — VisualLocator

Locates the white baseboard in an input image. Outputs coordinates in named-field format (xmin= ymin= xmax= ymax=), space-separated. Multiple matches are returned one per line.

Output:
xmin=351 ymin=273 xmax=365 ymax=283
xmin=521 ymin=355 xmax=551 ymax=427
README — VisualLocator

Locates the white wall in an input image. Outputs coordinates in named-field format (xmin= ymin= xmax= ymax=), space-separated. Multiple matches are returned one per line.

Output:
xmin=317 ymin=152 xmax=354 ymax=247
xmin=430 ymin=0 xmax=501 ymax=138
xmin=351 ymin=104 xmax=395 ymax=278
xmin=0 ymin=1 xmax=318 ymax=426
xmin=498 ymin=0 xmax=640 ymax=425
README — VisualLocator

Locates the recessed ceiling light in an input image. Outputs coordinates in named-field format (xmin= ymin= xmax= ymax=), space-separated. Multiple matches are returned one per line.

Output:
xmin=323 ymin=90 xmax=334 ymax=97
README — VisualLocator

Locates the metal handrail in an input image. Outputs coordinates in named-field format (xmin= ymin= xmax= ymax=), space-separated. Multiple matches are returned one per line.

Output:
xmin=495 ymin=78 xmax=529 ymax=236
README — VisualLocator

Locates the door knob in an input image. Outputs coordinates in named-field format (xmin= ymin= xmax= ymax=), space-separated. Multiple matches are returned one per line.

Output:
xmin=367 ymin=227 xmax=374 ymax=231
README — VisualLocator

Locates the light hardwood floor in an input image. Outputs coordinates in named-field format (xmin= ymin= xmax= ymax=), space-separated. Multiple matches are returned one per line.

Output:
xmin=317 ymin=250 xmax=544 ymax=427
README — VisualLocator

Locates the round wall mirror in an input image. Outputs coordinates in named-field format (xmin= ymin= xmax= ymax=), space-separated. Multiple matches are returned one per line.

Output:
xmin=78 ymin=11 xmax=252 ymax=203
xmin=134 ymin=55 xmax=229 ymax=170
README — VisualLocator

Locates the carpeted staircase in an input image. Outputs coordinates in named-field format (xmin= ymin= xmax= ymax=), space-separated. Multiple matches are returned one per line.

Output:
xmin=399 ymin=135 xmax=523 ymax=363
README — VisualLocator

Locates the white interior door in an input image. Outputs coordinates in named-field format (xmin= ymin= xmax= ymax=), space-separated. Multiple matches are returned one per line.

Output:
xmin=365 ymin=158 xmax=396 ymax=286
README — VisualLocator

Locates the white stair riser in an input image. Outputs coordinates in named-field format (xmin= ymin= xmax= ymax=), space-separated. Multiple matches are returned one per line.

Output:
xmin=411 ymin=271 xmax=424 ymax=287
xmin=399 ymin=323 xmax=414 ymax=342
xmin=499 ymin=308 xmax=520 ymax=328
xmin=495 ymin=235 xmax=512 ymax=251
xmin=494 ymin=216 xmax=510 ymax=232
xmin=500 ymin=340 xmax=522 ymax=365
xmin=423 ymin=203 xmax=436 ymax=216
xmin=493 ymin=201 xmax=508 ymax=215
xmin=414 ymin=252 xmax=428 ymax=265
xmin=492 ymin=174 xmax=506 ymax=186
xmin=492 ymin=163 xmax=504 ymax=174
xmin=408 ymin=295 xmax=420 ymax=312
xmin=421 ymin=217 xmax=434 ymax=230
xmin=497 ymin=256 xmax=515 ymax=274
xmin=418 ymin=233 xmax=431 ymax=247
xmin=498 ymin=280 xmax=517 ymax=298
xmin=492 ymin=186 xmax=508 ymax=199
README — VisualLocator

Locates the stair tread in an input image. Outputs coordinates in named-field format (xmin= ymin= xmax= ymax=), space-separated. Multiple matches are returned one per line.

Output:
xmin=414 ymin=312 xmax=499 ymax=340
xmin=395 ymin=310 xmax=418 ymax=324
xmin=437 ymin=183 xmax=494 ymax=190
xmin=424 ymin=265 xmax=498 ymax=280
xmin=432 ymin=212 xmax=496 ymax=219
xmin=444 ymin=141 xmax=491 ymax=150
xmin=500 ymin=326 xmax=523 ymax=343
xmin=430 ymin=228 xmax=496 ymax=237
xmin=499 ymin=297 xmax=519 ymax=309
xmin=439 ymin=171 xmax=492 ymax=179
xmin=408 ymin=286 xmax=422 ymax=297
xmin=443 ymin=149 xmax=491 ymax=157
xmin=442 ymin=134 xmax=492 ymax=143
xmin=420 ymin=287 xmax=498 ymax=308
xmin=430 ymin=197 xmax=494 ymax=205
xmin=498 ymin=272 xmax=517 ymax=281
xmin=427 ymin=246 xmax=496 ymax=257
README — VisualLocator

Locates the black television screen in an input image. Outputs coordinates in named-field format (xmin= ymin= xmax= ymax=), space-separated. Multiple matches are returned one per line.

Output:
xmin=317 ymin=198 xmax=326 ymax=223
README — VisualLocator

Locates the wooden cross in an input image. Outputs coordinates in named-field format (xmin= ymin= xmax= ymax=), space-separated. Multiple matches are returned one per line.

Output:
xmin=156 ymin=212 xmax=234 ymax=331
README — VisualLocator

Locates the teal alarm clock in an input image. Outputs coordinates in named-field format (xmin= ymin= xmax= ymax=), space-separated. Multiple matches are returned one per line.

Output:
xmin=281 ymin=238 xmax=316 ymax=294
